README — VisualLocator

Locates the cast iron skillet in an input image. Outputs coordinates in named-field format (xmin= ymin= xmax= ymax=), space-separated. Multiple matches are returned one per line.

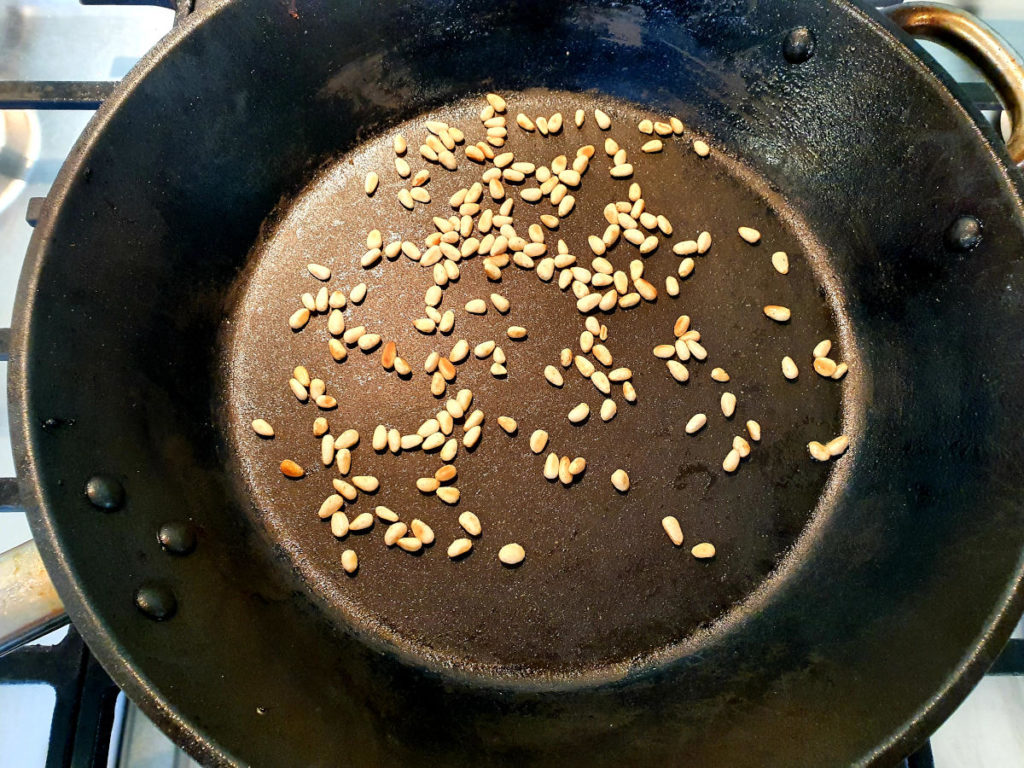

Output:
xmin=8 ymin=0 xmax=1024 ymax=765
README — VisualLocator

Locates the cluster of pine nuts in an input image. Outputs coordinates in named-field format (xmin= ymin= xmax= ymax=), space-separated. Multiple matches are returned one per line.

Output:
xmin=257 ymin=93 xmax=851 ymax=574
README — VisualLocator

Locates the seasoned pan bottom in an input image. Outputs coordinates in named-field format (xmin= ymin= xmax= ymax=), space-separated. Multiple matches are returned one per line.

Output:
xmin=221 ymin=90 xmax=854 ymax=678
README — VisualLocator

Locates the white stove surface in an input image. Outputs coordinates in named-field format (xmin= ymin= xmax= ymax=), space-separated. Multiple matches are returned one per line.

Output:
xmin=0 ymin=2 xmax=1022 ymax=766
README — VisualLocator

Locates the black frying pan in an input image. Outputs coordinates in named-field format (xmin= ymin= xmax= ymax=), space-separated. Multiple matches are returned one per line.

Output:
xmin=6 ymin=0 xmax=1024 ymax=765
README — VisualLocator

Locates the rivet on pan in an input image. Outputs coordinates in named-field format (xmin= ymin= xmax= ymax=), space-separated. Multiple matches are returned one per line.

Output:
xmin=85 ymin=475 xmax=124 ymax=510
xmin=945 ymin=215 xmax=983 ymax=252
xmin=783 ymin=27 xmax=816 ymax=64
xmin=134 ymin=583 xmax=177 ymax=621
xmin=158 ymin=522 xmax=197 ymax=555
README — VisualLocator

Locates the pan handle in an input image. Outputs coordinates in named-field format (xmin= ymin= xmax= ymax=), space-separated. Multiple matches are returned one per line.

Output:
xmin=882 ymin=2 xmax=1024 ymax=165
xmin=0 ymin=540 xmax=68 ymax=656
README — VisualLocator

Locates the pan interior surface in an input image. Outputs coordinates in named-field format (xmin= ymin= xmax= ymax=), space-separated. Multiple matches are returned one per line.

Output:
xmin=221 ymin=90 xmax=853 ymax=679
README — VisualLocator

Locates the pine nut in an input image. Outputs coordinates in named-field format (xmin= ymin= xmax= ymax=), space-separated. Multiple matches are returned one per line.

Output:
xmin=733 ymin=435 xmax=751 ymax=457
xmin=641 ymin=139 xmax=663 ymax=153
xmin=569 ymin=457 xmax=587 ymax=476
xmin=568 ymin=403 xmax=590 ymax=423
xmin=691 ymin=542 xmax=716 ymax=559
xmin=364 ymin=172 xmax=379 ymax=196
xmin=459 ymin=511 xmax=482 ymax=537
xmin=410 ymin=519 xmax=434 ymax=545
xmin=507 ymin=326 xmax=527 ymax=339
xmin=350 ymin=283 xmax=367 ymax=303
xmin=600 ymin=398 xmax=617 ymax=422
xmin=251 ymin=419 xmax=274 ymax=438
xmin=437 ymin=486 xmax=461 ymax=504
xmin=319 ymin=495 xmax=343 ymax=519
xmin=463 ymin=425 xmax=482 ymax=449
xmin=623 ymin=381 xmax=637 ymax=402
xmin=289 ymin=378 xmax=308 ymax=401
xmin=397 ymin=537 xmax=422 ymax=553
xmin=289 ymin=308 xmax=310 ymax=331
xmin=499 ymin=543 xmax=525 ymax=566
xmin=782 ymin=356 xmax=799 ymax=380
xmin=313 ymin=417 xmax=329 ymax=437
xmin=721 ymin=392 xmax=737 ymax=418
xmin=696 ymin=231 xmax=712 ymax=256
xmin=764 ymin=305 xmax=791 ymax=322
xmin=357 ymin=333 xmax=381 ymax=351
xmin=544 ymin=366 xmax=564 ymax=387
xmin=692 ymin=140 xmax=710 ymax=157
xmin=280 ymin=460 xmax=303 ymax=478
xmin=496 ymin=416 xmax=517 ymax=434
xmin=448 ymin=538 xmax=473 ymax=558
xmin=723 ymin=449 xmax=740 ymax=473
xmin=376 ymin=505 xmax=398 ymax=523
xmin=610 ymin=164 xmax=633 ymax=178
xmin=385 ymin=522 xmax=408 ymax=546
xmin=710 ymin=367 xmax=729 ymax=382
xmin=388 ymin=428 xmax=401 ymax=453
xmin=350 ymin=476 xmax=377 ymax=493
xmin=638 ymin=119 xmax=653 ymax=134
xmin=832 ymin=362 xmax=849 ymax=380
xmin=667 ymin=360 xmax=689 ymax=383
xmin=341 ymin=550 xmax=358 ymax=574
xmin=746 ymin=420 xmax=762 ymax=441
xmin=808 ymin=441 xmax=830 ymax=461
xmin=827 ymin=435 xmax=849 ymax=456
xmin=611 ymin=469 xmax=630 ymax=492
xmin=662 ymin=516 xmax=684 ymax=546
xmin=685 ymin=413 xmax=707 ymax=434
xmin=738 ymin=226 xmax=761 ymax=244
xmin=543 ymin=452 xmax=559 ymax=480
xmin=813 ymin=339 xmax=832 ymax=358
xmin=398 ymin=188 xmax=415 ymax=209
xmin=526 ymin=430 xmax=549 ymax=455
xmin=814 ymin=357 xmax=838 ymax=377
xmin=772 ymin=251 xmax=789 ymax=274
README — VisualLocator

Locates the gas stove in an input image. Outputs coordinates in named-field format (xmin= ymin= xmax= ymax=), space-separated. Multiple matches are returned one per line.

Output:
xmin=1 ymin=1 xmax=1022 ymax=766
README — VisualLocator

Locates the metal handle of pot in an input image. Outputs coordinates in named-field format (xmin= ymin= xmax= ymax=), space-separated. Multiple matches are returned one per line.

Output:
xmin=0 ymin=539 xmax=68 ymax=656
xmin=882 ymin=2 xmax=1024 ymax=165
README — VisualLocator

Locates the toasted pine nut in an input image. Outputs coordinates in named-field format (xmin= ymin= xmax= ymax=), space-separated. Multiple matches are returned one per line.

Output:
xmin=814 ymin=357 xmax=838 ymax=377
xmin=280 ymin=460 xmax=303 ymax=478
xmin=733 ymin=435 xmax=751 ymax=457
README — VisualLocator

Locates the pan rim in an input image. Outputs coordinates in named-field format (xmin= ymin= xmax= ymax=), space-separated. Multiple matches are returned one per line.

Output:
xmin=8 ymin=0 xmax=1024 ymax=766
